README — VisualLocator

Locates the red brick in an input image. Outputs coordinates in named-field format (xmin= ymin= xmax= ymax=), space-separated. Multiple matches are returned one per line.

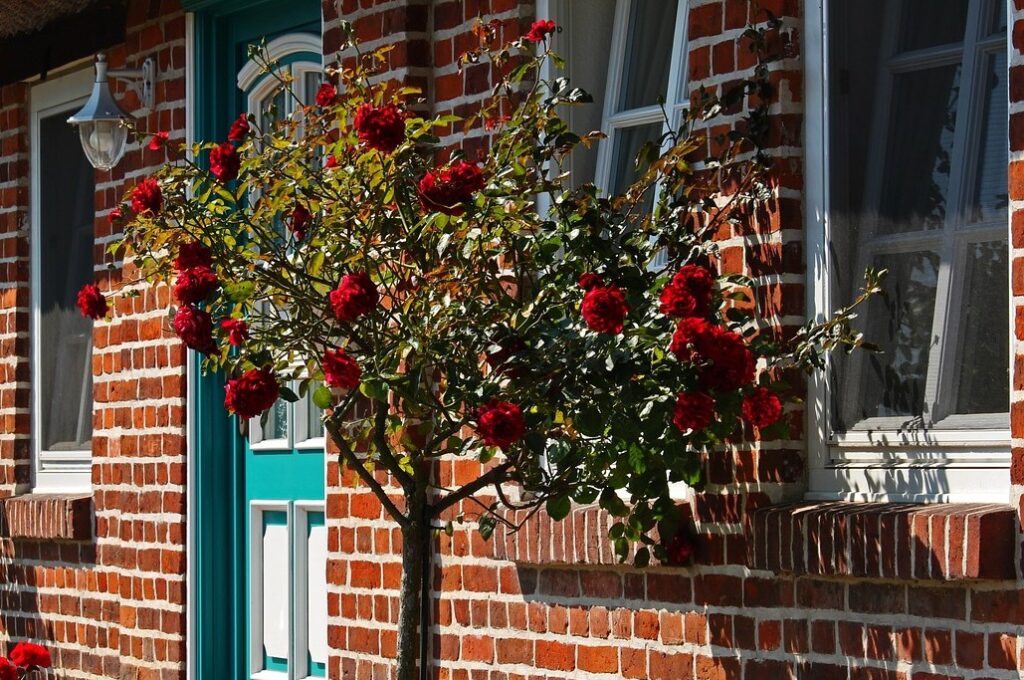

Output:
xmin=535 ymin=640 xmax=573 ymax=671
xmin=955 ymin=630 xmax=984 ymax=669
xmin=649 ymin=651 xmax=693 ymax=680
xmin=577 ymin=645 xmax=618 ymax=674
xmin=988 ymin=632 xmax=1017 ymax=670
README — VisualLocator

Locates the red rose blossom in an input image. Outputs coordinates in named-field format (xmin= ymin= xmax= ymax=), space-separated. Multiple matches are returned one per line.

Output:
xmin=224 ymin=368 xmax=279 ymax=418
xmin=131 ymin=178 xmax=162 ymax=215
xmin=322 ymin=348 xmax=361 ymax=390
xmin=174 ymin=241 xmax=212 ymax=270
xmin=221 ymin=319 xmax=249 ymax=347
xmin=173 ymin=305 xmax=216 ymax=354
xmin=227 ymin=113 xmax=250 ymax=142
xmin=659 ymin=264 xmax=715 ymax=318
xmin=581 ymin=284 xmax=628 ymax=334
xmin=664 ymin=531 xmax=694 ymax=566
xmin=9 ymin=642 xmax=51 ymax=669
xmin=329 ymin=272 xmax=379 ymax=322
xmin=577 ymin=272 xmax=603 ymax=291
xmin=147 ymin=131 xmax=169 ymax=151
xmin=525 ymin=19 xmax=556 ymax=43
xmin=417 ymin=161 xmax=486 ymax=216
xmin=174 ymin=266 xmax=218 ymax=304
xmin=671 ymin=391 xmax=715 ymax=433
xmin=669 ymin=317 xmax=711 ymax=362
xmin=741 ymin=386 xmax=783 ymax=428
xmin=290 ymin=204 xmax=311 ymax=240
xmin=210 ymin=142 xmax=240 ymax=182
xmin=0 ymin=658 xmax=15 ymax=680
xmin=109 ymin=206 xmax=123 ymax=223
xmin=670 ymin=319 xmax=755 ymax=391
xmin=477 ymin=400 xmax=525 ymax=449
xmin=325 ymin=155 xmax=339 ymax=168
xmin=76 ymin=283 xmax=108 ymax=320
xmin=315 ymin=83 xmax=337 ymax=107
xmin=700 ymin=326 xmax=755 ymax=391
xmin=354 ymin=102 xmax=406 ymax=153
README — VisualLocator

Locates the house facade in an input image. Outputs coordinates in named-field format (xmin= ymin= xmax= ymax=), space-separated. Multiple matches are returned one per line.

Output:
xmin=0 ymin=0 xmax=1022 ymax=678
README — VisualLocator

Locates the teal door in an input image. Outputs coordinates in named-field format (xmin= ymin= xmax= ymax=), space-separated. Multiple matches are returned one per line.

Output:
xmin=188 ymin=2 xmax=325 ymax=678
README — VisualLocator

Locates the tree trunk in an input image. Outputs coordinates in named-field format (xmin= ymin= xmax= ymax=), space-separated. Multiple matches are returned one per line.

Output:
xmin=395 ymin=488 xmax=427 ymax=680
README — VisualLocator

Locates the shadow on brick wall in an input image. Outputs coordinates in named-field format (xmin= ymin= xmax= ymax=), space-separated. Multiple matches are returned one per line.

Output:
xmin=0 ymin=538 xmax=104 ymax=673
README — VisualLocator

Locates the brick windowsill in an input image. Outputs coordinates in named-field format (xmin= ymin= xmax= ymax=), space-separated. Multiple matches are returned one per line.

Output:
xmin=746 ymin=501 xmax=1016 ymax=581
xmin=0 ymin=493 xmax=93 ymax=541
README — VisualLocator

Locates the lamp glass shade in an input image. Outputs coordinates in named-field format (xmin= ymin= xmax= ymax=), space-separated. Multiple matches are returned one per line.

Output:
xmin=75 ymin=120 xmax=129 ymax=171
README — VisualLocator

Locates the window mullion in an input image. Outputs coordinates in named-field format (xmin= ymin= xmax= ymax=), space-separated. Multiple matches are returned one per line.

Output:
xmin=922 ymin=0 xmax=987 ymax=423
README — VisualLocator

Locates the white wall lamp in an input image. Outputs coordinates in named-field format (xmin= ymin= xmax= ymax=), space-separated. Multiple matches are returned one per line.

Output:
xmin=67 ymin=52 xmax=156 ymax=170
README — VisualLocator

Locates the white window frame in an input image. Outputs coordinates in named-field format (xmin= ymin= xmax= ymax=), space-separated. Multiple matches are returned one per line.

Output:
xmin=29 ymin=67 xmax=95 ymax=492
xmin=805 ymin=0 xmax=1012 ymax=503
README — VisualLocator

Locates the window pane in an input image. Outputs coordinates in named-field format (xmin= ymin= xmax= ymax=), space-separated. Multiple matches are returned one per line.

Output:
xmin=305 ymin=390 xmax=322 ymax=441
xmin=897 ymin=0 xmax=969 ymax=51
xmin=967 ymin=50 xmax=1008 ymax=224
xmin=261 ymin=399 xmax=288 ymax=442
xmin=609 ymin=122 xmax=662 ymax=195
xmin=954 ymin=240 xmax=1009 ymax=414
xmin=877 ymin=65 xmax=961 ymax=235
xmin=827 ymin=0 xmax=1009 ymax=432
xmin=304 ymin=71 xmax=322 ymax=105
xmin=39 ymin=110 xmax=95 ymax=451
xmin=856 ymin=251 xmax=941 ymax=422
xmin=988 ymin=0 xmax=1007 ymax=34
xmin=259 ymin=89 xmax=288 ymax=130
xmin=617 ymin=0 xmax=677 ymax=111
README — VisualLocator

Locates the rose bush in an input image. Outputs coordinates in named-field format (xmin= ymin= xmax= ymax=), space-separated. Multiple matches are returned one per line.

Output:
xmin=87 ymin=19 xmax=880 ymax=679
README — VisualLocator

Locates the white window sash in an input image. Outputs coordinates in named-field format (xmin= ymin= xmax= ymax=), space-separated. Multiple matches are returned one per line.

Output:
xmin=804 ymin=0 xmax=1012 ymax=503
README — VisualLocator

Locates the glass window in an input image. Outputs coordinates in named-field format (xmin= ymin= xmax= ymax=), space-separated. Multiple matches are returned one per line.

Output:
xmin=828 ymin=0 xmax=1008 ymax=434
xmin=596 ymin=0 xmax=687 ymax=195
xmin=31 ymin=68 xmax=96 ymax=491
xmin=38 ymin=113 xmax=95 ymax=452
xmin=244 ymin=50 xmax=326 ymax=449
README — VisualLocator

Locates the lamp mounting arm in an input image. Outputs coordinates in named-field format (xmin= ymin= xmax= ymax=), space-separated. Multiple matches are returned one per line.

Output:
xmin=108 ymin=57 xmax=156 ymax=111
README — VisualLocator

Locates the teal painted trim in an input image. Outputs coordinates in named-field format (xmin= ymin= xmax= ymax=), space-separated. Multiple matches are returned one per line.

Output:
xmin=190 ymin=1 xmax=321 ymax=678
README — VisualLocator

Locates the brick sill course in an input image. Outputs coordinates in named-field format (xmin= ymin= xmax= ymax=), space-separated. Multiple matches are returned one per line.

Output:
xmin=0 ymin=493 xmax=93 ymax=541
xmin=746 ymin=501 xmax=1016 ymax=581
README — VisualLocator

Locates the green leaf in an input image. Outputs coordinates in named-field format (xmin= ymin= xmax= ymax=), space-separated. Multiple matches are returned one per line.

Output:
xmin=359 ymin=380 xmax=388 ymax=402
xmin=224 ymin=281 xmax=256 ymax=303
xmin=599 ymin=488 xmax=628 ymax=517
xmin=312 ymin=385 xmax=333 ymax=409
xmin=633 ymin=546 xmax=651 ymax=568
xmin=574 ymin=406 xmax=603 ymax=437
xmin=278 ymin=385 xmax=300 ymax=403
xmin=478 ymin=515 xmax=496 ymax=541
xmin=546 ymin=495 xmax=571 ymax=521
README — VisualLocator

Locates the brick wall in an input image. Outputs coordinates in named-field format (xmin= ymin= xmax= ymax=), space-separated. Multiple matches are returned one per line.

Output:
xmin=321 ymin=1 xmax=1024 ymax=679
xmin=0 ymin=2 xmax=189 ymax=679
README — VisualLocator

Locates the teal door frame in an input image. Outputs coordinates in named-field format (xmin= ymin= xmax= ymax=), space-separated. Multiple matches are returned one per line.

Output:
xmin=184 ymin=1 xmax=322 ymax=677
